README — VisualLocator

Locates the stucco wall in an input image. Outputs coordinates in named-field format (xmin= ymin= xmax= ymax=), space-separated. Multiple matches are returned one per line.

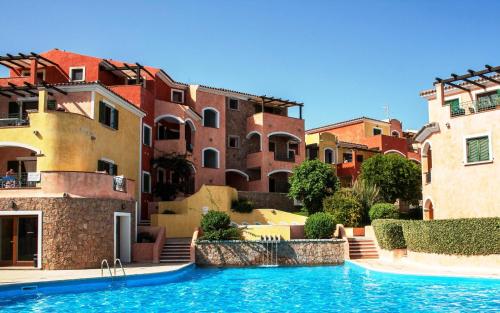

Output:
xmin=0 ymin=197 xmax=135 ymax=270
xmin=195 ymin=239 xmax=344 ymax=266
xmin=238 ymin=191 xmax=296 ymax=211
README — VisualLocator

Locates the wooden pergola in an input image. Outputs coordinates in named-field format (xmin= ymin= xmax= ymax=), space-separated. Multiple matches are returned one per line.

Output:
xmin=248 ymin=95 xmax=304 ymax=119
xmin=0 ymin=52 xmax=64 ymax=73
xmin=0 ymin=81 xmax=67 ymax=99
xmin=435 ymin=65 xmax=500 ymax=91
xmin=101 ymin=59 xmax=155 ymax=84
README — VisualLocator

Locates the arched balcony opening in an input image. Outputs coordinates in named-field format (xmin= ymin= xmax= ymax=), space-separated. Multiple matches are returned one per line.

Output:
xmin=0 ymin=145 xmax=39 ymax=188
xmin=268 ymin=133 xmax=301 ymax=163
xmin=225 ymin=169 xmax=249 ymax=191
xmin=246 ymin=131 xmax=261 ymax=154
xmin=185 ymin=119 xmax=196 ymax=152
xmin=156 ymin=116 xmax=182 ymax=140
xmin=324 ymin=148 xmax=335 ymax=164
xmin=268 ymin=170 xmax=292 ymax=193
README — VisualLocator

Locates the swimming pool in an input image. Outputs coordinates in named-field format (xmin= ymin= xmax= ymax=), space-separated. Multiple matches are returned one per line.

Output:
xmin=0 ymin=262 xmax=498 ymax=312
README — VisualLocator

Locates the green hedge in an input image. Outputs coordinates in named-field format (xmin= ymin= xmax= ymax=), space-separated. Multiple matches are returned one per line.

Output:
xmin=402 ymin=218 xmax=500 ymax=256
xmin=372 ymin=219 xmax=406 ymax=250
xmin=369 ymin=203 xmax=399 ymax=221
xmin=304 ymin=212 xmax=336 ymax=239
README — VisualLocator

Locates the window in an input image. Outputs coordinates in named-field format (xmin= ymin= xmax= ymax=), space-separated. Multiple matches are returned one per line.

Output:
xmin=99 ymin=101 xmax=119 ymax=130
xmin=356 ymin=155 xmax=364 ymax=163
xmin=47 ymin=100 xmax=57 ymax=111
xmin=268 ymin=141 xmax=276 ymax=152
xmin=171 ymin=89 xmax=184 ymax=103
xmin=466 ymin=135 xmax=491 ymax=164
xmin=476 ymin=91 xmax=499 ymax=111
xmin=69 ymin=67 xmax=85 ymax=82
xmin=143 ymin=124 xmax=152 ymax=146
xmin=446 ymin=98 xmax=464 ymax=116
xmin=228 ymin=135 xmax=240 ymax=148
xmin=202 ymin=148 xmax=219 ymax=168
xmin=373 ymin=127 xmax=382 ymax=135
xmin=228 ymin=98 xmax=239 ymax=110
xmin=343 ymin=152 xmax=353 ymax=163
xmin=21 ymin=70 xmax=45 ymax=81
xmin=142 ymin=171 xmax=151 ymax=193
xmin=391 ymin=130 xmax=399 ymax=137
xmin=324 ymin=149 xmax=334 ymax=164
xmin=157 ymin=168 xmax=166 ymax=184
xmin=203 ymin=108 xmax=219 ymax=128
xmin=98 ymin=159 xmax=117 ymax=175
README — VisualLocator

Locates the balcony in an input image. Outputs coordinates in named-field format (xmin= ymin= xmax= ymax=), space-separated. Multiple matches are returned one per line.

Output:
xmin=0 ymin=112 xmax=29 ymax=127
xmin=246 ymin=151 xmax=297 ymax=173
xmin=450 ymin=94 xmax=500 ymax=117
xmin=246 ymin=112 xmax=304 ymax=142
xmin=155 ymin=139 xmax=186 ymax=157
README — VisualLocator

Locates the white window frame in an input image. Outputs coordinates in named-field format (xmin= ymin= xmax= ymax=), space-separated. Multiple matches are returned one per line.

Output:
xmin=228 ymin=98 xmax=239 ymax=111
xmin=171 ymin=89 xmax=185 ymax=103
xmin=142 ymin=171 xmax=151 ymax=193
xmin=372 ymin=127 xmax=383 ymax=136
xmin=463 ymin=131 xmax=493 ymax=166
xmin=202 ymin=147 xmax=220 ymax=169
xmin=202 ymin=107 xmax=220 ymax=128
xmin=324 ymin=147 xmax=335 ymax=164
xmin=69 ymin=66 xmax=86 ymax=82
xmin=143 ymin=123 xmax=152 ymax=147
xmin=228 ymin=135 xmax=240 ymax=148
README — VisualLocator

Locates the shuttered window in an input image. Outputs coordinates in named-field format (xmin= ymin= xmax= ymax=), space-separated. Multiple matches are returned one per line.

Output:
xmin=466 ymin=136 xmax=490 ymax=163
xmin=99 ymin=101 xmax=119 ymax=130
xmin=47 ymin=100 xmax=57 ymax=111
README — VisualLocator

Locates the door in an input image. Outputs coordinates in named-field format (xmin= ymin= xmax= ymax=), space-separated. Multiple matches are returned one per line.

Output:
xmin=0 ymin=216 xmax=38 ymax=267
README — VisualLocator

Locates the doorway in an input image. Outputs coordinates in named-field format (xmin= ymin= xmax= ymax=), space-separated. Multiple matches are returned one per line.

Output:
xmin=114 ymin=212 xmax=131 ymax=263
xmin=0 ymin=215 xmax=39 ymax=267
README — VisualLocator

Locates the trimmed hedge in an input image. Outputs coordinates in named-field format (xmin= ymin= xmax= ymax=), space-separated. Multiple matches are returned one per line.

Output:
xmin=200 ymin=211 xmax=241 ymax=240
xmin=372 ymin=219 xmax=406 ymax=250
xmin=402 ymin=218 xmax=500 ymax=256
xmin=369 ymin=203 xmax=399 ymax=221
xmin=304 ymin=212 xmax=336 ymax=239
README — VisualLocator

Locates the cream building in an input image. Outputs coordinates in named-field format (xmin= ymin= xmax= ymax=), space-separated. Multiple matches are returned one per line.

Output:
xmin=416 ymin=65 xmax=500 ymax=220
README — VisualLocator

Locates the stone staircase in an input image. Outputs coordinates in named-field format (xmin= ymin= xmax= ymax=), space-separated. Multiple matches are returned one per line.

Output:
xmin=348 ymin=237 xmax=379 ymax=259
xmin=160 ymin=238 xmax=191 ymax=264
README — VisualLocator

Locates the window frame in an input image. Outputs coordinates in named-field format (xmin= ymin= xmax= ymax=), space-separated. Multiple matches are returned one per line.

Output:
xmin=142 ymin=171 xmax=151 ymax=193
xmin=202 ymin=107 xmax=220 ymax=128
xmin=98 ymin=158 xmax=117 ymax=176
xmin=228 ymin=98 xmax=239 ymax=111
xmin=171 ymin=89 xmax=185 ymax=103
xmin=372 ymin=127 xmax=383 ymax=136
xmin=143 ymin=123 xmax=152 ymax=147
xmin=69 ymin=66 xmax=86 ymax=82
xmin=202 ymin=147 xmax=220 ymax=169
xmin=99 ymin=100 xmax=119 ymax=130
xmin=463 ymin=132 xmax=493 ymax=165
xmin=228 ymin=135 xmax=240 ymax=149
xmin=324 ymin=148 xmax=335 ymax=164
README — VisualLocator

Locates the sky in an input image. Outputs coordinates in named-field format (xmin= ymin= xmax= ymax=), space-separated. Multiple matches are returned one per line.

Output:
xmin=1 ymin=0 xmax=499 ymax=130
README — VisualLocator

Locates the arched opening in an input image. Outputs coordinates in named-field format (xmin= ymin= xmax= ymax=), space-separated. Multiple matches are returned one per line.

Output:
xmin=185 ymin=120 xmax=195 ymax=152
xmin=268 ymin=170 xmax=292 ymax=193
xmin=422 ymin=141 xmax=432 ymax=184
xmin=202 ymin=108 xmax=219 ymax=128
xmin=391 ymin=130 xmax=400 ymax=137
xmin=268 ymin=133 xmax=300 ymax=162
xmin=324 ymin=148 xmax=335 ymax=164
xmin=225 ymin=169 xmax=249 ymax=191
xmin=156 ymin=115 xmax=182 ymax=140
xmin=424 ymin=198 xmax=434 ymax=220
xmin=246 ymin=131 xmax=261 ymax=154
xmin=202 ymin=148 xmax=219 ymax=168
xmin=0 ymin=145 xmax=38 ymax=188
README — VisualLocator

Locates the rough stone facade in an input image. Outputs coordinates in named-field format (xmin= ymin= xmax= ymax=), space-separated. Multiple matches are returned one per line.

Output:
xmin=195 ymin=239 xmax=344 ymax=266
xmin=238 ymin=191 xmax=297 ymax=211
xmin=0 ymin=197 xmax=135 ymax=270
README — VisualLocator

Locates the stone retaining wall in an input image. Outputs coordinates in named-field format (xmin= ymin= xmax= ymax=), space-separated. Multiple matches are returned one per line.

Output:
xmin=0 ymin=197 xmax=135 ymax=270
xmin=238 ymin=191 xmax=297 ymax=212
xmin=195 ymin=239 xmax=344 ymax=266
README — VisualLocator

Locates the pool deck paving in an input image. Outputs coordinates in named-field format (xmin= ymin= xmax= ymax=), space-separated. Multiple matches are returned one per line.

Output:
xmin=0 ymin=263 xmax=191 ymax=286
xmin=351 ymin=258 xmax=500 ymax=279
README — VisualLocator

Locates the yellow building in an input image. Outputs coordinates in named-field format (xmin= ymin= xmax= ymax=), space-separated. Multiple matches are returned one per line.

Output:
xmin=417 ymin=66 xmax=500 ymax=220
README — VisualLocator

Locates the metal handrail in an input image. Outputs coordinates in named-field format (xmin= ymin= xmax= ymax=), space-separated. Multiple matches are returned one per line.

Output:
xmin=450 ymin=95 xmax=500 ymax=117
xmin=114 ymin=258 xmax=126 ymax=277
xmin=101 ymin=259 xmax=112 ymax=277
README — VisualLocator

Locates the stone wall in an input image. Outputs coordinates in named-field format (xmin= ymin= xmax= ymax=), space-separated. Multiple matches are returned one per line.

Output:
xmin=195 ymin=239 xmax=344 ymax=266
xmin=238 ymin=191 xmax=297 ymax=211
xmin=0 ymin=197 xmax=135 ymax=270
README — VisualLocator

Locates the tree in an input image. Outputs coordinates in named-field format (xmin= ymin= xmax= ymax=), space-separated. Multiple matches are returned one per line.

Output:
xmin=151 ymin=153 xmax=194 ymax=201
xmin=360 ymin=154 xmax=421 ymax=204
xmin=323 ymin=188 xmax=363 ymax=227
xmin=352 ymin=178 xmax=380 ymax=224
xmin=288 ymin=159 xmax=339 ymax=214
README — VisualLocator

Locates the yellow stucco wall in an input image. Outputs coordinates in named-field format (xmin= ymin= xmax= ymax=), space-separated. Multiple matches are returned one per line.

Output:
xmin=152 ymin=185 xmax=307 ymax=238
xmin=363 ymin=120 xmax=390 ymax=137
xmin=0 ymin=89 xmax=142 ymax=196
xmin=422 ymin=85 xmax=500 ymax=219
xmin=241 ymin=225 xmax=291 ymax=240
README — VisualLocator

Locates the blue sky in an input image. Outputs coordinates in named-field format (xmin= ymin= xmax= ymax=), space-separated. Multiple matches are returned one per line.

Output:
xmin=1 ymin=0 xmax=499 ymax=130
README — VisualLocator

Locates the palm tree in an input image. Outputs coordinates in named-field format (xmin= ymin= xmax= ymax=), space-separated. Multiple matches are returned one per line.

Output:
xmin=352 ymin=178 xmax=380 ymax=224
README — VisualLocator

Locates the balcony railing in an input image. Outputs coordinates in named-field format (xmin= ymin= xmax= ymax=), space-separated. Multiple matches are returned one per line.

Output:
xmin=425 ymin=172 xmax=431 ymax=184
xmin=450 ymin=94 xmax=500 ymax=117
xmin=0 ymin=173 xmax=36 ymax=188
xmin=274 ymin=152 xmax=295 ymax=163
xmin=0 ymin=112 xmax=29 ymax=127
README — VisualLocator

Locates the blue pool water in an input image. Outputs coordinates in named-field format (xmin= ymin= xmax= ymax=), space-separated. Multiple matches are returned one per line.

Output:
xmin=0 ymin=263 xmax=498 ymax=312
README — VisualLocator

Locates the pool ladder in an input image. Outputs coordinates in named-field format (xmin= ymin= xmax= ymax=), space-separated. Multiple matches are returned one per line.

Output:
xmin=101 ymin=258 xmax=127 ymax=278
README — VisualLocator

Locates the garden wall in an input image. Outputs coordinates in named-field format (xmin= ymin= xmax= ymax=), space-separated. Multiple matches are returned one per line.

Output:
xmin=238 ymin=191 xmax=297 ymax=212
xmin=195 ymin=239 xmax=344 ymax=266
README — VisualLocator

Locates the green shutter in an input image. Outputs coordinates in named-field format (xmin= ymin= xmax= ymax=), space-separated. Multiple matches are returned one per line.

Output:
xmin=112 ymin=108 xmax=119 ymax=130
xmin=467 ymin=139 xmax=479 ymax=163
xmin=8 ymin=102 xmax=19 ymax=117
xmin=47 ymin=100 xmax=56 ymax=111
xmin=478 ymin=137 xmax=489 ymax=161
xmin=467 ymin=136 xmax=490 ymax=163
xmin=99 ymin=101 xmax=106 ymax=124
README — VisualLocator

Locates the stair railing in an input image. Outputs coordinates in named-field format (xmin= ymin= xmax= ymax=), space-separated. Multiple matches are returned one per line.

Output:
xmin=114 ymin=258 xmax=126 ymax=277
xmin=101 ymin=259 xmax=112 ymax=277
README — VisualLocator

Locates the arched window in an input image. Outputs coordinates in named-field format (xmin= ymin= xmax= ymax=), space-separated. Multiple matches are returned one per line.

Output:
xmin=202 ymin=108 xmax=219 ymax=128
xmin=392 ymin=130 xmax=400 ymax=137
xmin=324 ymin=148 xmax=334 ymax=164
xmin=202 ymin=148 xmax=219 ymax=168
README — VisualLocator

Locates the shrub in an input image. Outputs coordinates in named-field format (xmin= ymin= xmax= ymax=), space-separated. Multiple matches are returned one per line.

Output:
xmin=352 ymin=178 xmax=380 ymax=223
xmin=304 ymin=212 xmax=337 ymax=239
xmin=231 ymin=199 xmax=254 ymax=213
xmin=288 ymin=159 xmax=339 ymax=214
xmin=200 ymin=211 xmax=240 ymax=240
xmin=372 ymin=219 xmax=406 ymax=250
xmin=323 ymin=189 xmax=363 ymax=227
xmin=369 ymin=203 xmax=399 ymax=221
xmin=137 ymin=232 xmax=155 ymax=243
xmin=402 ymin=218 xmax=500 ymax=255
